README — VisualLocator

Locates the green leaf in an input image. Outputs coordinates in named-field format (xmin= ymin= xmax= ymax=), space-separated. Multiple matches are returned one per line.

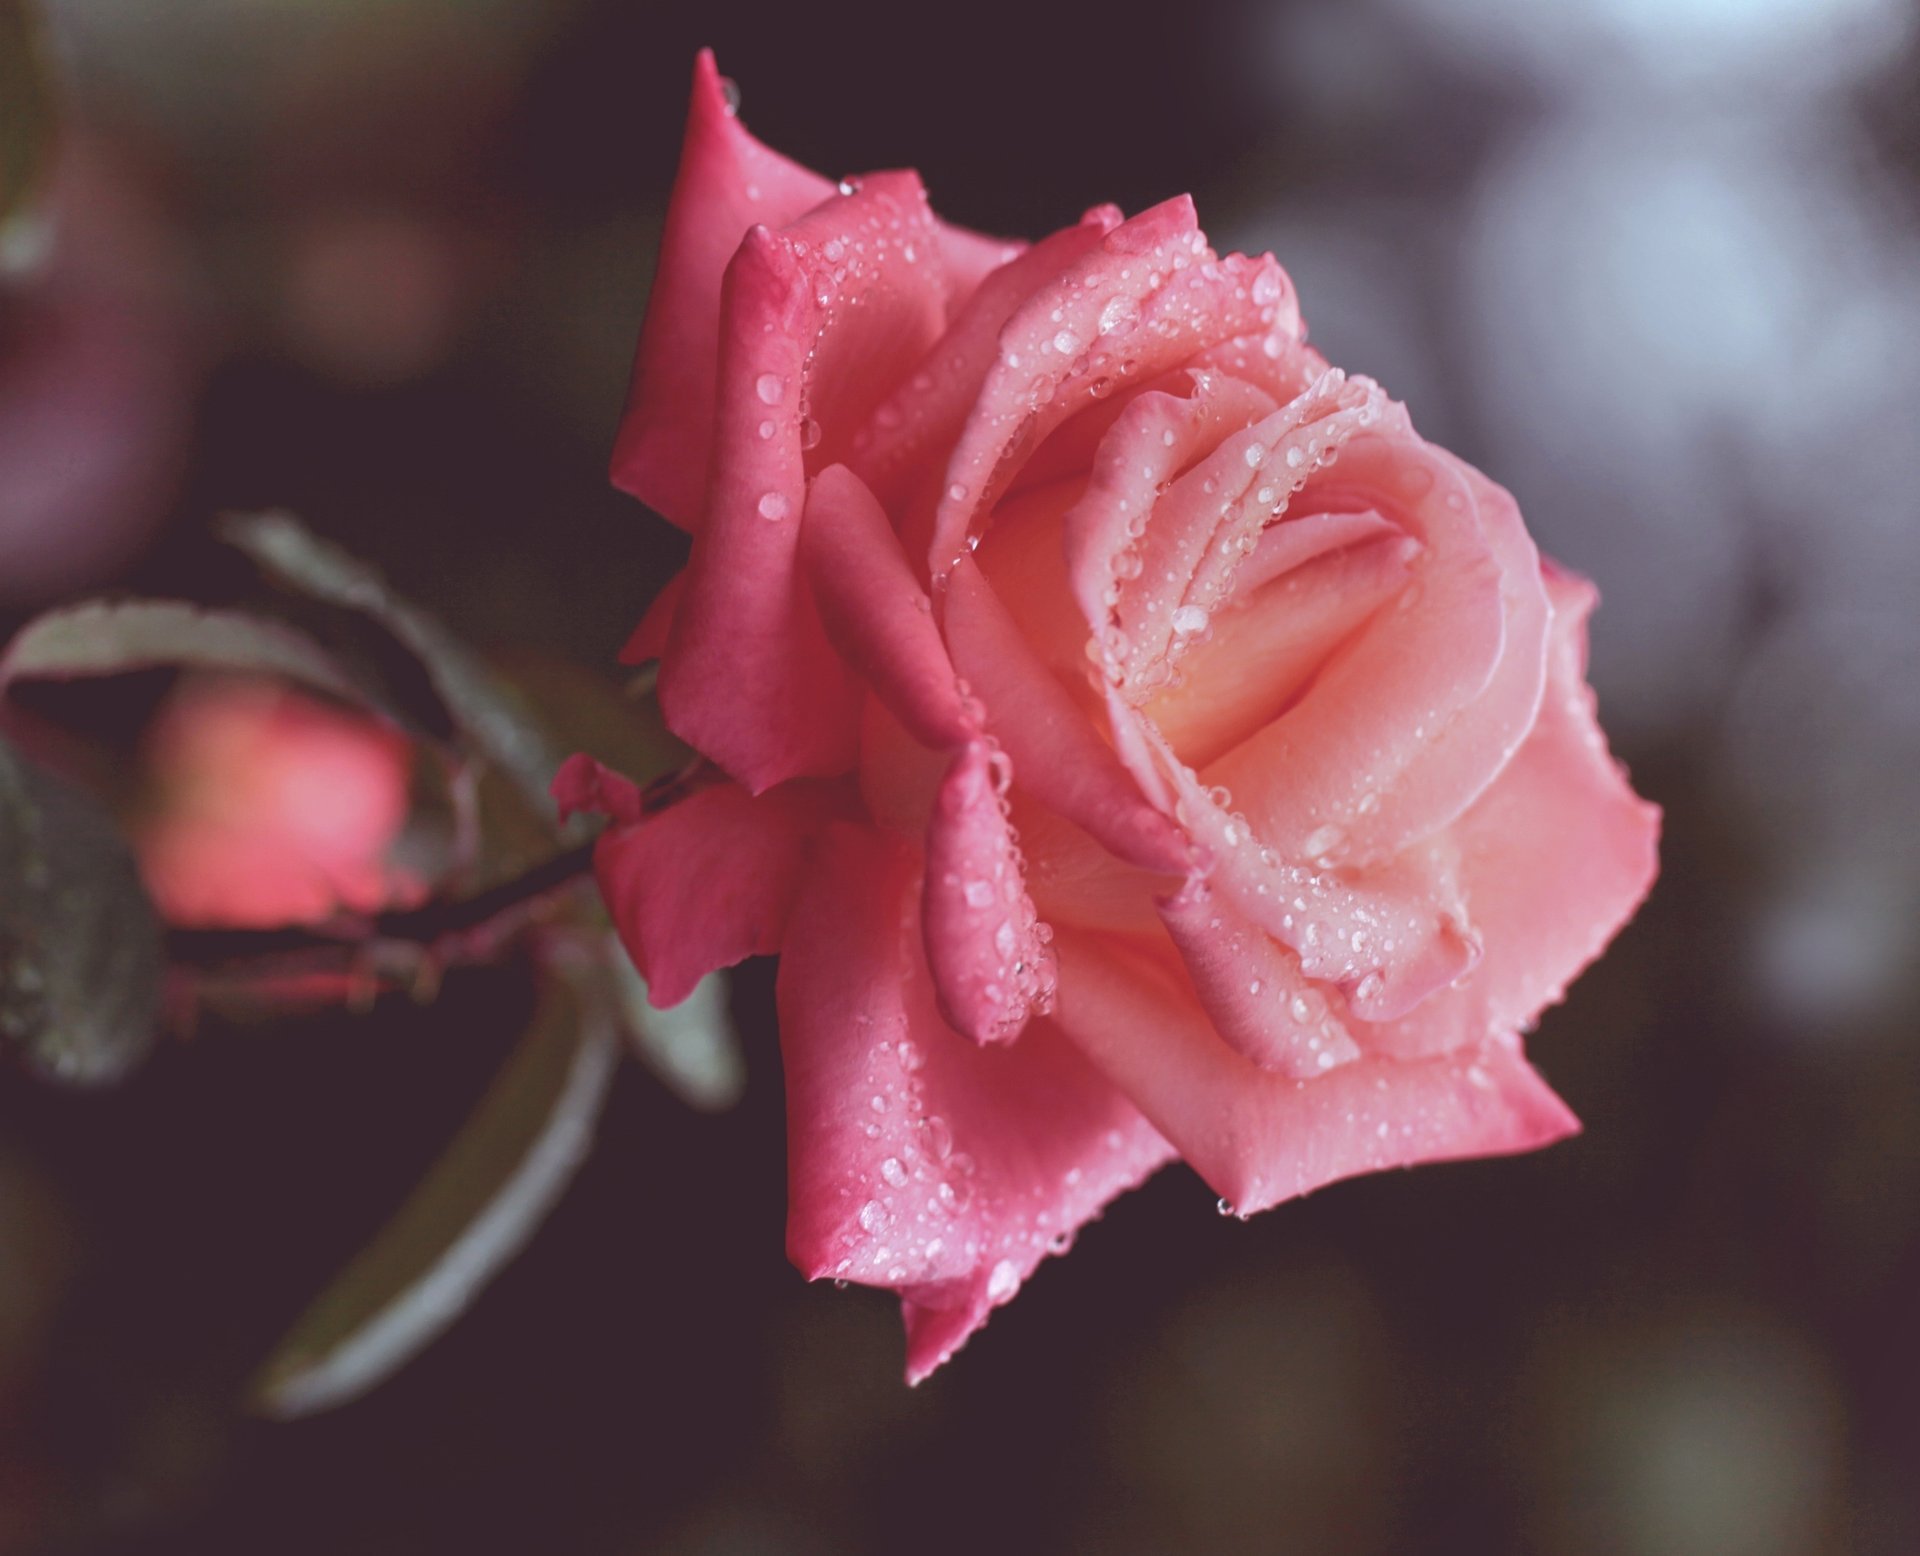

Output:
xmin=248 ymin=968 xmax=622 ymax=1418
xmin=0 ymin=599 xmax=367 ymax=706
xmin=611 ymin=952 xmax=743 ymax=1112
xmin=220 ymin=512 xmax=573 ymax=828
xmin=0 ymin=0 xmax=56 ymax=260
xmin=0 ymin=737 xmax=161 ymax=1085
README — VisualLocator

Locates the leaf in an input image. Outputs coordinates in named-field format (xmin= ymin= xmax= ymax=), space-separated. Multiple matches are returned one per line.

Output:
xmin=248 ymin=968 xmax=622 ymax=1418
xmin=220 ymin=512 xmax=573 ymax=828
xmin=0 ymin=599 xmax=366 ymax=706
xmin=0 ymin=0 xmax=56 ymax=261
xmin=611 ymin=951 xmax=743 ymax=1112
xmin=0 ymin=737 xmax=161 ymax=1084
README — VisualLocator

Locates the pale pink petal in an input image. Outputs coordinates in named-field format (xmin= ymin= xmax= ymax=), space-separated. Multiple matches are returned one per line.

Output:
xmin=778 ymin=824 xmax=1174 ymax=1381
xmin=943 ymin=555 xmax=1190 ymax=874
xmin=1359 ymin=567 xmax=1661 ymax=1059
xmin=1157 ymin=879 xmax=1362 ymax=1078
xmin=1109 ymin=371 xmax=1399 ymax=696
xmin=922 ymin=742 xmax=1057 ymax=1044
xmin=1123 ymin=716 xmax=1480 ymax=1020
xmin=801 ymin=464 xmax=975 ymax=751
xmin=1049 ymin=929 xmax=1579 ymax=1214
xmin=929 ymin=201 xmax=1301 ymax=580
xmin=1146 ymin=529 xmax=1415 ymax=767
xmin=1060 ymin=370 xmax=1278 ymax=637
xmin=578 ymin=764 xmax=853 ymax=1006
xmin=1209 ymin=435 xmax=1551 ymax=867
xmin=610 ymin=51 xmax=835 ymax=528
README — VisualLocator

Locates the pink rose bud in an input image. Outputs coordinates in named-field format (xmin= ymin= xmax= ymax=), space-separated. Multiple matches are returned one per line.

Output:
xmin=137 ymin=679 xmax=417 ymax=930
xmin=559 ymin=52 xmax=1660 ymax=1381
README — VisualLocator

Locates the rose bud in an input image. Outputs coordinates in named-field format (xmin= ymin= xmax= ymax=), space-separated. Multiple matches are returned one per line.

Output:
xmin=558 ymin=53 xmax=1659 ymax=1381
xmin=136 ymin=677 xmax=417 ymax=930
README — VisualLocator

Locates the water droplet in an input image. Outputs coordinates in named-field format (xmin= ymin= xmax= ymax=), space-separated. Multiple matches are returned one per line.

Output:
xmin=858 ymin=1199 xmax=886 ymax=1233
xmin=719 ymin=76 xmax=743 ymax=116
xmin=800 ymin=417 xmax=822 ymax=450
xmin=947 ymin=481 xmax=969 ymax=503
xmin=963 ymin=880 xmax=995 ymax=909
xmin=1304 ymin=823 xmax=1345 ymax=859
xmin=987 ymin=1259 xmax=1020 ymax=1301
xmin=757 ymin=491 xmax=791 ymax=521
xmin=837 ymin=177 xmax=862 ymax=196
xmin=1244 ymin=444 xmax=1267 ymax=468
xmin=755 ymin=373 xmax=783 ymax=405
xmin=1216 ymin=1197 xmax=1238 ymax=1217
xmin=1052 ymin=329 xmax=1083 ymax=356
xmin=757 ymin=419 xmax=776 ymax=440
xmin=1170 ymin=604 xmax=1210 ymax=636
xmin=880 ymin=1157 xmax=909 ymax=1189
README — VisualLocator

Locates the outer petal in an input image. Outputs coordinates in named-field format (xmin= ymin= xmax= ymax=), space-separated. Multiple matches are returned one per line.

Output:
xmin=659 ymin=171 xmax=954 ymax=790
xmin=1360 ymin=567 xmax=1662 ymax=1058
xmin=778 ymin=825 xmax=1174 ymax=1381
xmin=563 ymin=757 xmax=853 ymax=1007
xmin=1049 ymin=929 xmax=1580 ymax=1215
xmin=922 ymin=742 xmax=1057 ymax=1044
xmin=611 ymin=51 xmax=835 ymax=527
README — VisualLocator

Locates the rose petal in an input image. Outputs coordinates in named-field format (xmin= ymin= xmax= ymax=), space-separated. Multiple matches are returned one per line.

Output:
xmin=1049 ymin=928 xmax=1579 ymax=1214
xmin=610 ymin=51 xmax=835 ymax=528
xmin=618 ymin=571 xmax=684 ymax=666
xmin=572 ymin=760 xmax=853 ymax=1006
xmin=1208 ymin=436 xmax=1551 ymax=866
xmin=1157 ymin=879 xmax=1363 ymax=1078
xmin=929 ymin=200 xmax=1300 ymax=580
xmin=802 ymin=464 xmax=975 ymax=751
xmin=1359 ymin=566 xmax=1661 ymax=1058
xmin=1060 ymin=369 xmax=1278 ymax=638
xmin=1146 ymin=528 xmax=1415 ymax=767
xmin=1123 ymin=718 xmax=1481 ymax=1020
xmin=661 ymin=171 xmax=957 ymax=790
xmin=922 ymin=742 xmax=1057 ymax=1044
xmin=944 ymin=555 xmax=1190 ymax=874
xmin=778 ymin=824 xmax=1174 ymax=1381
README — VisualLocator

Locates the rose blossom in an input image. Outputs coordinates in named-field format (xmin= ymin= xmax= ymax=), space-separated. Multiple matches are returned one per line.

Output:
xmin=557 ymin=52 xmax=1659 ymax=1380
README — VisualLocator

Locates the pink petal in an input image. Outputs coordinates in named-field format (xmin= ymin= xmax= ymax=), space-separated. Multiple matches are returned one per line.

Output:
xmin=1049 ymin=928 xmax=1579 ymax=1214
xmin=1120 ymin=716 xmax=1480 ymax=1020
xmin=1208 ymin=436 xmax=1551 ymax=867
xmin=1359 ymin=566 xmax=1661 ymax=1059
xmin=610 ymin=51 xmax=835 ymax=529
xmin=933 ymin=217 xmax=1029 ymax=317
xmin=943 ymin=555 xmax=1190 ymax=875
xmin=921 ymin=742 xmax=1057 ymax=1044
xmin=848 ymin=210 xmax=1121 ymax=520
xmin=928 ymin=201 xmax=1300 ymax=580
xmin=1110 ymin=371 xmax=1399 ymax=697
xmin=578 ymin=763 xmax=854 ymax=1006
xmin=1060 ymin=369 xmax=1278 ymax=638
xmin=662 ymin=170 xmax=956 ymax=791
xmin=801 ymin=464 xmax=975 ymax=751
xmin=1145 ymin=528 xmax=1416 ymax=767
xmin=617 ymin=571 xmax=684 ymax=666
xmin=1157 ymin=879 xmax=1362 ymax=1078
xmin=777 ymin=824 xmax=1174 ymax=1381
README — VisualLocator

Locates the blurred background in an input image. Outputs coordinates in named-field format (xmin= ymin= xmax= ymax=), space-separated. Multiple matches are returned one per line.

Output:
xmin=2 ymin=0 xmax=1918 ymax=1550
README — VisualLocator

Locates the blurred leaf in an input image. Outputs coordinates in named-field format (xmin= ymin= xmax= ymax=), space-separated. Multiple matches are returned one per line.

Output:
xmin=0 ymin=737 xmax=160 ymax=1084
xmin=220 ymin=512 xmax=573 ymax=829
xmin=0 ymin=0 xmax=55 ymax=262
xmin=248 ymin=967 xmax=621 ymax=1419
xmin=0 ymin=599 xmax=366 ymax=706
xmin=611 ymin=951 xmax=743 ymax=1112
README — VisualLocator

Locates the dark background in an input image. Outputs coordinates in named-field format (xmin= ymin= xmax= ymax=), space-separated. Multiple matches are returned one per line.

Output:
xmin=3 ymin=0 xmax=1919 ymax=1551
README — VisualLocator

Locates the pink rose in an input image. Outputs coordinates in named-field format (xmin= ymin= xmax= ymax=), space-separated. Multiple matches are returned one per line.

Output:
xmin=137 ymin=678 xmax=418 ymax=929
xmin=559 ymin=52 xmax=1659 ymax=1380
